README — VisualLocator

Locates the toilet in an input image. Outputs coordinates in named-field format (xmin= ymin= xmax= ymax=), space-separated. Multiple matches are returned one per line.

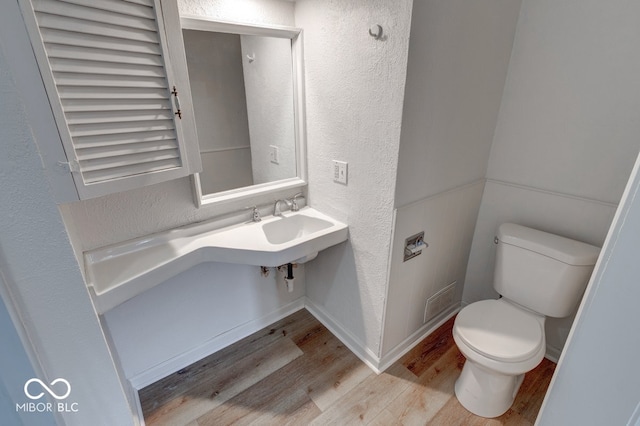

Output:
xmin=453 ymin=223 xmax=600 ymax=418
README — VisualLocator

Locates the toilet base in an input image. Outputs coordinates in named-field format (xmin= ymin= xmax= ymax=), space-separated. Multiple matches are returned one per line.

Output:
xmin=454 ymin=359 xmax=525 ymax=418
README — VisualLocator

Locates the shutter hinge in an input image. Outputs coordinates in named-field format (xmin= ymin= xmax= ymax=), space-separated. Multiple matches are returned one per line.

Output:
xmin=57 ymin=160 xmax=80 ymax=174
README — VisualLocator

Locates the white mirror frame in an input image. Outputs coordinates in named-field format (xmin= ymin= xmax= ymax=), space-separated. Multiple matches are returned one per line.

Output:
xmin=181 ymin=16 xmax=307 ymax=207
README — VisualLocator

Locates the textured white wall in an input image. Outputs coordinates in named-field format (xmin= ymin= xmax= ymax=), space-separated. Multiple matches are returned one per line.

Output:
xmin=0 ymin=20 xmax=133 ymax=424
xmin=178 ymin=0 xmax=294 ymax=27
xmin=465 ymin=0 xmax=640 ymax=355
xmin=537 ymin=153 xmax=640 ymax=425
xmin=394 ymin=0 xmax=522 ymax=207
xmin=295 ymin=0 xmax=413 ymax=358
xmin=242 ymin=35 xmax=297 ymax=184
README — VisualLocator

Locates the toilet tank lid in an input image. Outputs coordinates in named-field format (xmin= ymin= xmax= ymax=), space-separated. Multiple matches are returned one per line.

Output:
xmin=498 ymin=223 xmax=600 ymax=266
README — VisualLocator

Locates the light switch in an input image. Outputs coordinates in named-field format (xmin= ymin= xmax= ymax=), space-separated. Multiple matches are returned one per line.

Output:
xmin=333 ymin=160 xmax=348 ymax=184
xmin=270 ymin=145 xmax=279 ymax=164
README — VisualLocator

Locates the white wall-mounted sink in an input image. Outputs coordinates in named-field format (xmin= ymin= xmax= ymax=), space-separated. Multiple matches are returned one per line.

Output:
xmin=84 ymin=207 xmax=348 ymax=313
xmin=261 ymin=214 xmax=334 ymax=244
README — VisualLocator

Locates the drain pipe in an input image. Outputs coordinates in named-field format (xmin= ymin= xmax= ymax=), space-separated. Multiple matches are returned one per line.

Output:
xmin=284 ymin=263 xmax=295 ymax=292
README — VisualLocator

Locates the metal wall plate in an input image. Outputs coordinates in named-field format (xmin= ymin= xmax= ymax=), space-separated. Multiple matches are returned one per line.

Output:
xmin=404 ymin=231 xmax=425 ymax=262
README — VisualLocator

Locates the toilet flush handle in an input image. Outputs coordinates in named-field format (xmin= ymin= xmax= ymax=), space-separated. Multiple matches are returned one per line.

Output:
xmin=494 ymin=236 xmax=499 ymax=244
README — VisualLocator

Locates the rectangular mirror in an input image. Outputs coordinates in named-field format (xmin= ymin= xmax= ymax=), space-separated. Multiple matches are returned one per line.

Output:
xmin=180 ymin=16 xmax=307 ymax=206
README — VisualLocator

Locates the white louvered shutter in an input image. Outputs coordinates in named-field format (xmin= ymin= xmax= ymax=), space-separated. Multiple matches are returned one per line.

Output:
xmin=21 ymin=0 xmax=201 ymax=199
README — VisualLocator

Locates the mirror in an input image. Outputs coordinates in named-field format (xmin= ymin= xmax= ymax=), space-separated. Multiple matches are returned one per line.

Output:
xmin=181 ymin=17 xmax=307 ymax=206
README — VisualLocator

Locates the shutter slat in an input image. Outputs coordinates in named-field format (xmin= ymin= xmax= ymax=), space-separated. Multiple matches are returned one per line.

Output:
xmin=50 ymin=58 xmax=165 ymax=78
xmin=34 ymin=1 xmax=157 ymax=32
xmin=69 ymin=120 xmax=175 ymax=137
xmin=76 ymin=140 xmax=179 ymax=161
xmin=83 ymin=158 xmax=181 ymax=184
xmin=36 ymin=13 xmax=159 ymax=43
xmin=80 ymin=149 xmax=179 ymax=172
xmin=124 ymin=0 xmax=155 ymax=7
xmin=54 ymin=72 xmax=167 ymax=88
xmin=62 ymin=98 xmax=171 ymax=113
xmin=73 ymin=130 xmax=177 ymax=149
xmin=58 ymin=86 xmax=168 ymax=100
xmin=41 ymin=28 xmax=161 ymax=55
xmin=52 ymin=0 xmax=155 ymax=19
xmin=46 ymin=43 xmax=163 ymax=67
xmin=66 ymin=109 xmax=174 ymax=125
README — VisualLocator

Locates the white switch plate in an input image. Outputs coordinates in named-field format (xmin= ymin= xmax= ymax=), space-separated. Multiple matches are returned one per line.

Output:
xmin=270 ymin=145 xmax=279 ymax=164
xmin=333 ymin=160 xmax=348 ymax=184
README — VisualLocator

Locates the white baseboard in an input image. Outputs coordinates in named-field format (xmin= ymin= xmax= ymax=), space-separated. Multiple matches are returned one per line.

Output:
xmin=129 ymin=298 xmax=306 ymax=389
xmin=545 ymin=345 xmax=562 ymax=363
xmin=304 ymin=298 xmax=383 ymax=374
xmin=130 ymin=384 xmax=145 ymax=426
xmin=377 ymin=304 xmax=460 ymax=372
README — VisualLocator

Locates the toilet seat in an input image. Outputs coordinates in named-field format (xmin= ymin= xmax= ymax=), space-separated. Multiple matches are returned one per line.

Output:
xmin=455 ymin=299 xmax=543 ymax=363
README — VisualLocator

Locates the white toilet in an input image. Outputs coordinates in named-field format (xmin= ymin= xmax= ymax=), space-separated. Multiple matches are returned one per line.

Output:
xmin=453 ymin=223 xmax=600 ymax=418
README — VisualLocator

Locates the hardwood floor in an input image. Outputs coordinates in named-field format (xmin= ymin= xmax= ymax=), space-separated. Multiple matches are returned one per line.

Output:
xmin=139 ymin=309 xmax=555 ymax=425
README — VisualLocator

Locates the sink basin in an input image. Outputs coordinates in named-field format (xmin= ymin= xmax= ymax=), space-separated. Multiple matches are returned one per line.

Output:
xmin=262 ymin=214 xmax=333 ymax=244
xmin=84 ymin=207 xmax=348 ymax=313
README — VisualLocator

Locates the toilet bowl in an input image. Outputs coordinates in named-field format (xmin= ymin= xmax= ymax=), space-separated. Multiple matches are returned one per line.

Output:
xmin=453 ymin=299 xmax=546 ymax=417
xmin=453 ymin=223 xmax=600 ymax=418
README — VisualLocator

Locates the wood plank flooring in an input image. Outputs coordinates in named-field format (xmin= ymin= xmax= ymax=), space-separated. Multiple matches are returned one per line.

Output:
xmin=139 ymin=309 xmax=555 ymax=425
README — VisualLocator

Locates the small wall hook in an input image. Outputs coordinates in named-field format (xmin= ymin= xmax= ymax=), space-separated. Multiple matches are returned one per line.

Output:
xmin=368 ymin=24 xmax=383 ymax=40
xmin=246 ymin=53 xmax=255 ymax=63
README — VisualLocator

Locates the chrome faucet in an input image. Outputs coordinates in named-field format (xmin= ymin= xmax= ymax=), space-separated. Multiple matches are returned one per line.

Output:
xmin=290 ymin=193 xmax=304 ymax=212
xmin=273 ymin=199 xmax=292 ymax=217
xmin=246 ymin=206 xmax=261 ymax=222
xmin=274 ymin=193 xmax=305 ymax=216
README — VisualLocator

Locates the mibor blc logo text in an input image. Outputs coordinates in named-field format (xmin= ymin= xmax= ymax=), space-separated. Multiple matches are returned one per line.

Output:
xmin=16 ymin=378 xmax=79 ymax=414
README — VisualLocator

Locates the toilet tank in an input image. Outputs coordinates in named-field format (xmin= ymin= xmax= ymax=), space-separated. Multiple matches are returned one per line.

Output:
xmin=494 ymin=223 xmax=600 ymax=318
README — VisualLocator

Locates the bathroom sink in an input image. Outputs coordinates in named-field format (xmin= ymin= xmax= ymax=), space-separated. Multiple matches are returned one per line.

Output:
xmin=261 ymin=214 xmax=334 ymax=244
xmin=84 ymin=207 xmax=348 ymax=313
